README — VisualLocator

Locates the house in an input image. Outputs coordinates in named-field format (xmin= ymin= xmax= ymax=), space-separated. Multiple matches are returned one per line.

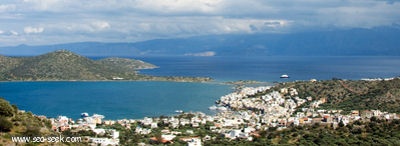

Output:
xmin=93 ymin=128 xmax=106 ymax=135
xmin=312 ymin=118 xmax=322 ymax=124
xmin=227 ymin=130 xmax=242 ymax=139
xmin=361 ymin=110 xmax=374 ymax=119
xmin=192 ymin=123 xmax=199 ymax=128
xmin=151 ymin=122 xmax=158 ymax=129
xmin=161 ymin=129 xmax=170 ymax=134
xmin=187 ymin=138 xmax=202 ymax=146
xmin=90 ymin=138 xmax=119 ymax=146
xmin=351 ymin=110 xmax=360 ymax=117
xmin=142 ymin=117 xmax=153 ymax=126
xmin=322 ymin=115 xmax=332 ymax=123
xmin=92 ymin=114 xmax=105 ymax=124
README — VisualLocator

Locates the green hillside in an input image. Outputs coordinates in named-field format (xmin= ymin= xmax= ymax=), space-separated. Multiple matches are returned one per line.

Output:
xmin=0 ymin=50 xmax=211 ymax=82
xmin=271 ymin=78 xmax=400 ymax=113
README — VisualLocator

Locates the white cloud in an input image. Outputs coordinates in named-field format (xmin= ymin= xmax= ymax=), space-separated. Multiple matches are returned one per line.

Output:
xmin=133 ymin=0 xmax=223 ymax=14
xmin=90 ymin=21 xmax=110 ymax=31
xmin=0 ymin=0 xmax=399 ymax=46
xmin=22 ymin=0 xmax=64 ymax=11
xmin=0 ymin=4 xmax=16 ymax=12
xmin=24 ymin=26 xmax=44 ymax=34
xmin=185 ymin=51 xmax=216 ymax=57
xmin=10 ymin=30 xmax=18 ymax=36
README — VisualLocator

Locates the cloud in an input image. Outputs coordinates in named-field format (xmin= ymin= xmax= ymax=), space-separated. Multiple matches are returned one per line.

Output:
xmin=0 ymin=0 xmax=399 ymax=46
xmin=133 ymin=0 xmax=223 ymax=14
xmin=10 ymin=31 xmax=18 ymax=36
xmin=90 ymin=21 xmax=110 ymax=31
xmin=0 ymin=4 xmax=16 ymax=12
xmin=22 ymin=0 xmax=64 ymax=11
xmin=24 ymin=26 xmax=44 ymax=34
xmin=185 ymin=51 xmax=216 ymax=57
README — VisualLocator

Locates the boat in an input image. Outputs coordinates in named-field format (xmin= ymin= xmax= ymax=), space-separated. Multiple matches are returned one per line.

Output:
xmin=175 ymin=110 xmax=183 ymax=113
xmin=217 ymin=107 xmax=228 ymax=111
xmin=81 ymin=112 xmax=89 ymax=117
xmin=208 ymin=105 xmax=217 ymax=110
xmin=280 ymin=74 xmax=289 ymax=78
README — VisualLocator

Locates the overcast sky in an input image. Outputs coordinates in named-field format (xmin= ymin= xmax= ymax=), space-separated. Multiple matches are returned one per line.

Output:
xmin=0 ymin=0 xmax=399 ymax=46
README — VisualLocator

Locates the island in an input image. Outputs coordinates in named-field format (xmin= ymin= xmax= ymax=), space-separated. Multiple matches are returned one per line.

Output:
xmin=0 ymin=50 xmax=212 ymax=82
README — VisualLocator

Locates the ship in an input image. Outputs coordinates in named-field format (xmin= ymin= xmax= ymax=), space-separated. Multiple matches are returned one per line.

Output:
xmin=280 ymin=74 xmax=289 ymax=78
xmin=175 ymin=110 xmax=183 ymax=113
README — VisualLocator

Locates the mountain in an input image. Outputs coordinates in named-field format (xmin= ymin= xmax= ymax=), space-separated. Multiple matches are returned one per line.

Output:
xmin=0 ymin=27 xmax=399 ymax=56
xmin=0 ymin=50 xmax=157 ymax=81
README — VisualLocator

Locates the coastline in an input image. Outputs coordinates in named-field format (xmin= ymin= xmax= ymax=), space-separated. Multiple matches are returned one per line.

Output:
xmin=2 ymin=77 xmax=400 ymax=145
xmin=0 ymin=76 xmax=214 ymax=83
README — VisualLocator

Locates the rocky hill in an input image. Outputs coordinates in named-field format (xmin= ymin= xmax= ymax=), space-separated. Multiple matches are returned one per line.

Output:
xmin=0 ymin=50 xmax=157 ymax=81
xmin=271 ymin=78 xmax=400 ymax=113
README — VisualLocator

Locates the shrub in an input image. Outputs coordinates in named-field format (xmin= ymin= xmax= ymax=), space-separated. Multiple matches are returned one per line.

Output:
xmin=0 ymin=98 xmax=15 ymax=117
xmin=0 ymin=116 xmax=13 ymax=132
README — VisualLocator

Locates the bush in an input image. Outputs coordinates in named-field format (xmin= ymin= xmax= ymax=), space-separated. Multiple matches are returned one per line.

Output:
xmin=0 ymin=98 xmax=15 ymax=117
xmin=0 ymin=116 xmax=13 ymax=132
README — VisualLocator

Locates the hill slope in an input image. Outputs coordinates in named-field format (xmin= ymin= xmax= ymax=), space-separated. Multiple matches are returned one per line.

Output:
xmin=271 ymin=78 xmax=400 ymax=113
xmin=0 ymin=50 xmax=157 ymax=81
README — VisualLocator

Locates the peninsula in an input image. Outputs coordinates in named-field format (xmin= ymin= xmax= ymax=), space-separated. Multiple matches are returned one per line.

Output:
xmin=0 ymin=50 xmax=211 ymax=82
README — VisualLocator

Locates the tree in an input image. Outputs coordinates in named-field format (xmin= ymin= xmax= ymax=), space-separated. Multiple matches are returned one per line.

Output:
xmin=0 ymin=116 xmax=13 ymax=132
xmin=0 ymin=98 xmax=15 ymax=117
xmin=339 ymin=120 xmax=345 ymax=127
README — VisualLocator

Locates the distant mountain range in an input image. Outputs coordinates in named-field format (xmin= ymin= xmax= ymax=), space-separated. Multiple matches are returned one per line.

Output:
xmin=1 ymin=27 xmax=399 ymax=57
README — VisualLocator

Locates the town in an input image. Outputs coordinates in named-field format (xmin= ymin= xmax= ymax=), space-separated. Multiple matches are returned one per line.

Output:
xmin=49 ymin=79 xmax=400 ymax=145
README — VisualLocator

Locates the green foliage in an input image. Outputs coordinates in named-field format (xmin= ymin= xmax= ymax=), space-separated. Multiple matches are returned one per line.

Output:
xmin=274 ymin=79 xmax=400 ymax=113
xmin=0 ymin=98 xmax=14 ymax=117
xmin=0 ymin=50 xmax=211 ymax=82
xmin=23 ymin=125 xmax=41 ymax=137
xmin=260 ymin=119 xmax=400 ymax=145
xmin=0 ymin=116 xmax=13 ymax=132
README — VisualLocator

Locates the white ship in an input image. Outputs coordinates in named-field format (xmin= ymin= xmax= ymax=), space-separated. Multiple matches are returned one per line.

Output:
xmin=280 ymin=74 xmax=289 ymax=78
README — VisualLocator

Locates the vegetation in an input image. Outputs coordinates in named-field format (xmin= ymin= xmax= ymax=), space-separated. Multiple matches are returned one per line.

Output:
xmin=0 ymin=50 xmax=212 ymax=82
xmin=262 ymin=119 xmax=400 ymax=145
xmin=270 ymin=78 xmax=400 ymax=113
xmin=200 ymin=118 xmax=400 ymax=146
xmin=0 ymin=98 xmax=57 ymax=145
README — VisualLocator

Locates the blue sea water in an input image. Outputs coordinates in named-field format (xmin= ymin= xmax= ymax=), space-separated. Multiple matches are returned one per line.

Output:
xmin=1 ymin=56 xmax=400 ymax=120
xmin=137 ymin=56 xmax=400 ymax=82
xmin=0 ymin=81 xmax=231 ymax=119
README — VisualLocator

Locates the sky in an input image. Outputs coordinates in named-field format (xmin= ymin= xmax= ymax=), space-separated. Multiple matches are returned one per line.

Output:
xmin=0 ymin=0 xmax=399 ymax=46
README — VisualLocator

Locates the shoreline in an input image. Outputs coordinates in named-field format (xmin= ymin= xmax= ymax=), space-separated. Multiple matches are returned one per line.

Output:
xmin=3 ymin=77 xmax=400 ymax=120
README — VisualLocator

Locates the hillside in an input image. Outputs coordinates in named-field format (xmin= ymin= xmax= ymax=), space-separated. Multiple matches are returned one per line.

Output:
xmin=0 ymin=50 xmax=157 ymax=81
xmin=0 ymin=98 xmax=57 ymax=145
xmin=270 ymin=78 xmax=400 ymax=113
xmin=97 ymin=57 xmax=158 ymax=71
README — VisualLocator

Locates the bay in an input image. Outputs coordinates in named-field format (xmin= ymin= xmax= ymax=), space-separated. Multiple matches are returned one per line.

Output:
xmin=0 ymin=81 xmax=232 ymax=120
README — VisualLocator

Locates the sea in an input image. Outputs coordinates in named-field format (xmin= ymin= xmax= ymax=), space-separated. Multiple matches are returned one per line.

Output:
xmin=1 ymin=56 xmax=400 ymax=120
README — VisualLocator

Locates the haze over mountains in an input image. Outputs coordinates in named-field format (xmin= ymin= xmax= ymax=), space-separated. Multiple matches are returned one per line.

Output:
xmin=1 ymin=27 xmax=399 ymax=57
